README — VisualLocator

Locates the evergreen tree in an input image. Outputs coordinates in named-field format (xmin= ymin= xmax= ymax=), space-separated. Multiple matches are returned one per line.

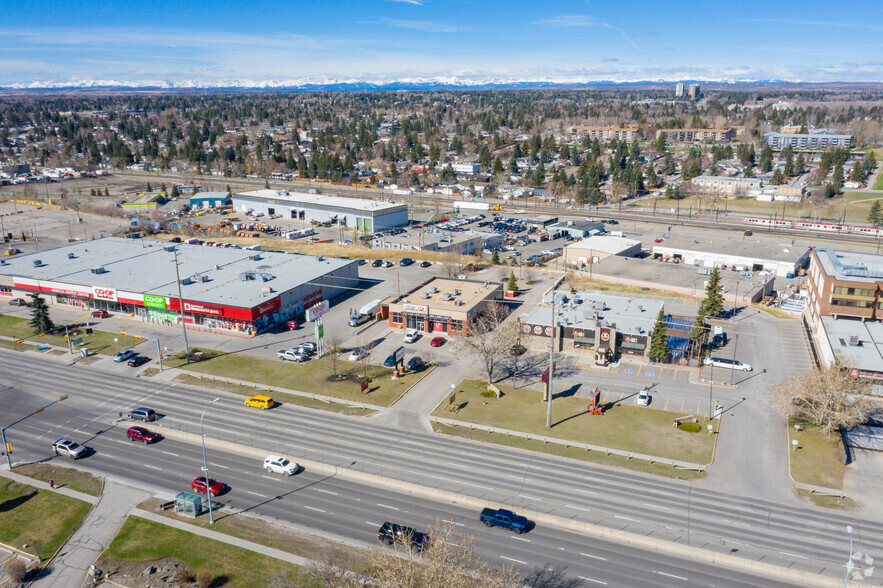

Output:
xmin=28 ymin=293 xmax=55 ymax=334
xmin=868 ymin=201 xmax=882 ymax=226
xmin=832 ymin=165 xmax=844 ymax=190
xmin=104 ymin=188 xmax=110 ymax=197
xmin=648 ymin=310 xmax=669 ymax=363
xmin=492 ymin=157 xmax=504 ymax=177
xmin=662 ymin=151 xmax=676 ymax=175
xmin=146 ymin=182 xmax=152 ymax=192
xmin=760 ymin=145 xmax=773 ymax=173
xmin=851 ymin=164 xmax=865 ymax=183
xmin=161 ymin=182 xmax=167 ymax=194
xmin=654 ymin=133 xmax=667 ymax=153
xmin=646 ymin=164 xmax=657 ymax=187
xmin=491 ymin=251 xmax=500 ymax=265
xmin=699 ymin=267 xmax=725 ymax=317
xmin=170 ymin=184 xmax=180 ymax=199
xmin=533 ymin=161 xmax=546 ymax=187
xmin=507 ymin=272 xmax=518 ymax=292
xmin=264 ymin=179 xmax=270 ymax=189
xmin=864 ymin=152 xmax=877 ymax=175
xmin=90 ymin=188 xmax=96 ymax=196
xmin=689 ymin=310 xmax=708 ymax=342
xmin=794 ymin=153 xmax=805 ymax=175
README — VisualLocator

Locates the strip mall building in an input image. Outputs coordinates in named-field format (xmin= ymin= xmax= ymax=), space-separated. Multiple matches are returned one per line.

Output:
xmin=0 ymin=237 xmax=358 ymax=335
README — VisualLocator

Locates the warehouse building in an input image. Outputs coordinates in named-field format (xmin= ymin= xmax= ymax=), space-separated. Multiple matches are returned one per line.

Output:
xmin=0 ymin=237 xmax=358 ymax=336
xmin=189 ymin=191 xmax=232 ymax=209
xmin=385 ymin=277 xmax=503 ymax=336
xmin=548 ymin=220 xmax=606 ymax=240
xmin=563 ymin=236 xmax=642 ymax=268
xmin=233 ymin=189 xmax=408 ymax=232
xmin=652 ymin=235 xmax=809 ymax=278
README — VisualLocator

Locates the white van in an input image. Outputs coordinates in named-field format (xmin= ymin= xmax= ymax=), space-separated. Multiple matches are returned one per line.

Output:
xmin=404 ymin=329 xmax=420 ymax=343
xmin=703 ymin=357 xmax=752 ymax=372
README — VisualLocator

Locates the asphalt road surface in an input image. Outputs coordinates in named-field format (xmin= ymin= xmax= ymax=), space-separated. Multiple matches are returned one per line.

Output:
xmin=0 ymin=351 xmax=873 ymax=586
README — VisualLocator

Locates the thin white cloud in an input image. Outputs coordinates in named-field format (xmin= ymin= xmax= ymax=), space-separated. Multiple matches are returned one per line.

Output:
xmin=603 ymin=22 xmax=639 ymax=51
xmin=381 ymin=19 xmax=462 ymax=33
xmin=386 ymin=0 xmax=424 ymax=4
xmin=743 ymin=18 xmax=883 ymax=32
xmin=532 ymin=15 xmax=595 ymax=27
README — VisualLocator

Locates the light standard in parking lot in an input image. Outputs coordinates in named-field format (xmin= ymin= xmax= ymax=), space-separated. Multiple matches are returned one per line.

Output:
xmin=200 ymin=397 xmax=221 ymax=524
xmin=172 ymin=247 xmax=191 ymax=364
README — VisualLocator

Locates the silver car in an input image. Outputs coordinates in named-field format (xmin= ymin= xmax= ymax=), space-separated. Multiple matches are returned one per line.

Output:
xmin=53 ymin=438 xmax=87 ymax=459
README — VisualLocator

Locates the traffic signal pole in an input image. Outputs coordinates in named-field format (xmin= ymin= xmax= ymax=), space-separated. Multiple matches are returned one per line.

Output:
xmin=2 ymin=395 xmax=68 ymax=469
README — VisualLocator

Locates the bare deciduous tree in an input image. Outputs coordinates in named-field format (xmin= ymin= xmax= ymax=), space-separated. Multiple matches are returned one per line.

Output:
xmin=324 ymin=332 xmax=344 ymax=379
xmin=770 ymin=361 xmax=874 ymax=436
xmin=453 ymin=302 xmax=519 ymax=385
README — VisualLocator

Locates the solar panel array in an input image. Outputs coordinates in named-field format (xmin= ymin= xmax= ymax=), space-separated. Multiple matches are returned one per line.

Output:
xmin=665 ymin=316 xmax=693 ymax=331
xmin=667 ymin=336 xmax=691 ymax=351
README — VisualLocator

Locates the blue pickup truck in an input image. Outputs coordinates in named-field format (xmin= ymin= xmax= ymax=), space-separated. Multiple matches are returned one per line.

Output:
xmin=479 ymin=507 xmax=528 ymax=534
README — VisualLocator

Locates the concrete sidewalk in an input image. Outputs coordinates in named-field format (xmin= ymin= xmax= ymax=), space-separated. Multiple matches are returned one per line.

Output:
xmin=31 ymin=481 xmax=149 ymax=588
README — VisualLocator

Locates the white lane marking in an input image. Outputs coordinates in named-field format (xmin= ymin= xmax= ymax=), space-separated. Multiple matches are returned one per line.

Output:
xmin=500 ymin=556 xmax=527 ymax=565
xmin=520 ymin=495 xmax=541 ymax=501
xmin=558 ymin=547 xmax=565 ymax=551
xmin=565 ymin=504 xmax=592 ymax=512
xmin=304 ymin=506 xmax=326 ymax=513
xmin=580 ymin=553 xmax=607 ymax=561
xmin=247 ymin=491 xmax=268 ymax=498
xmin=162 ymin=451 xmax=179 ymax=457
xmin=113 ymin=439 xmax=130 ymax=445
xmin=446 ymin=461 xmax=469 ymax=469
xmin=654 ymin=571 xmax=688 ymax=581
xmin=441 ymin=519 xmax=464 ymax=527
xmin=578 ymin=577 xmax=607 ymax=585
xmin=643 ymin=503 xmax=670 ymax=511
xmin=572 ymin=488 xmax=598 ymax=495
xmin=510 ymin=536 xmax=530 ymax=542
xmin=366 ymin=521 xmax=382 ymax=527
xmin=377 ymin=503 xmax=399 ymax=511
xmin=210 ymin=463 xmax=229 ymax=469
xmin=316 ymin=489 xmax=338 ymax=495
xmin=144 ymin=464 xmax=161 ymax=470
xmin=507 ymin=475 xmax=523 ymax=479
xmin=614 ymin=515 xmax=639 ymax=522
xmin=262 ymin=476 xmax=280 ymax=482
xmin=779 ymin=551 xmax=809 ymax=560
xmin=100 ymin=453 xmax=114 ymax=459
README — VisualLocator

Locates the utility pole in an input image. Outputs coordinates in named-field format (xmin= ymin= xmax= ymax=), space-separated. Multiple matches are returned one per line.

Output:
xmin=730 ymin=333 xmax=739 ymax=385
xmin=546 ymin=274 xmax=566 ymax=429
xmin=2 ymin=395 xmax=68 ymax=468
xmin=172 ymin=247 xmax=191 ymax=364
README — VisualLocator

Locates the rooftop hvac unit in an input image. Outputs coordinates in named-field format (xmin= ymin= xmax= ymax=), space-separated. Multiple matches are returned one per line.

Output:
xmin=430 ymin=287 xmax=439 ymax=293
xmin=442 ymin=293 xmax=452 ymax=301
xmin=90 ymin=266 xmax=106 ymax=274
xmin=163 ymin=245 xmax=176 ymax=252
xmin=261 ymin=286 xmax=274 ymax=294
xmin=637 ymin=305 xmax=643 ymax=312
xmin=248 ymin=254 xmax=262 ymax=261
xmin=849 ymin=335 xmax=861 ymax=346
xmin=451 ymin=289 xmax=460 ymax=296
xmin=420 ymin=292 xmax=429 ymax=299
xmin=197 ymin=275 xmax=208 ymax=283
xmin=454 ymin=299 xmax=463 ymax=306
xmin=32 ymin=260 xmax=42 ymax=268
xmin=239 ymin=271 xmax=255 ymax=281
xmin=67 ymin=252 xmax=76 ymax=259
xmin=215 ymin=265 xmax=222 ymax=270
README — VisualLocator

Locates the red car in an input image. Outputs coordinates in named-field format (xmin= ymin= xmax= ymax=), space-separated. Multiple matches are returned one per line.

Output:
xmin=654 ymin=238 xmax=665 ymax=243
xmin=430 ymin=337 xmax=446 ymax=347
xmin=126 ymin=426 xmax=158 ymax=444
xmin=91 ymin=310 xmax=109 ymax=318
xmin=192 ymin=476 xmax=224 ymax=496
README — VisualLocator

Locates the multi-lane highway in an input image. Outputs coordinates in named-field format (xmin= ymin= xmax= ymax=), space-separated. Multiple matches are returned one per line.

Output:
xmin=0 ymin=351 xmax=873 ymax=586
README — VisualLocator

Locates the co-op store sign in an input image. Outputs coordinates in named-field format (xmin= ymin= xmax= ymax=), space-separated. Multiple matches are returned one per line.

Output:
xmin=142 ymin=294 xmax=167 ymax=309
xmin=92 ymin=286 xmax=118 ymax=302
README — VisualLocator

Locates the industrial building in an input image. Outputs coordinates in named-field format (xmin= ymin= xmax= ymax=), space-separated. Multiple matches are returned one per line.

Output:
xmin=519 ymin=291 xmax=664 ymax=364
xmin=563 ymin=236 xmax=642 ymax=268
xmin=189 ymin=191 xmax=232 ymax=209
xmin=651 ymin=236 xmax=809 ymax=278
xmin=0 ymin=237 xmax=358 ymax=336
xmin=371 ymin=230 xmax=500 ymax=255
xmin=548 ymin=220 xmax=606 ymax=240
xmin=233 ymin=189 xmax=408 ymax=232
xmin=384 ymin=277 xmax=503 ymax=336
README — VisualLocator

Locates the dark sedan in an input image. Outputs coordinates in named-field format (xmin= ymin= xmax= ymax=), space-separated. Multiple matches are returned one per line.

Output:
xmin=127 ymin=356 xmax=150 ymax=367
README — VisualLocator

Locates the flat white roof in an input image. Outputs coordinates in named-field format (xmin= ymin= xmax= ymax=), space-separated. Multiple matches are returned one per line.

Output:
xmin=235 ymin=189 xmax=406 ymax=213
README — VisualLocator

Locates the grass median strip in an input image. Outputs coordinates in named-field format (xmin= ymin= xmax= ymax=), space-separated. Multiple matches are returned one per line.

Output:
xmin=788 ymin=416 xmax=849 ymax=490
xmin=433 ymin=380 xmax=717 ymax=470
xmin=166 ymin=348 xmax=422 ymax=407
xmin=0 ymin=477 xmax=92 ymax=557
xmin=0 ymin=315 xmax=144 ymax=356
xmin=172 ymin=373 xmax=377 ymax=416
xmin=12 ymin=463 xmax=103 ymax=497
xmin=99 ymin=516 xmax=310 ymax=588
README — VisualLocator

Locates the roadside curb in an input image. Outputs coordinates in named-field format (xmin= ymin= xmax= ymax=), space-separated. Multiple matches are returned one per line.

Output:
xmin=150 ymin=421 xmax=844 ymax=587
xmin=388 ymin=363 xmax=437 ymax=408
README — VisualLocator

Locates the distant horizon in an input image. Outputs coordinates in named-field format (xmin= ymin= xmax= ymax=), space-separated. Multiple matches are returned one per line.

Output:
xmin=4 ymin=0 xmax=882 ymax=87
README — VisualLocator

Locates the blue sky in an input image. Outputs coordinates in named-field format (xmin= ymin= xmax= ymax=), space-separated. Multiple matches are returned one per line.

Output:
xmin=3 ymin=0 xmax=883 ymax=86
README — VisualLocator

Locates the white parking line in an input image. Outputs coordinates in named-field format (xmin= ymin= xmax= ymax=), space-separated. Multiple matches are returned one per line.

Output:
xmin=144 ymin=464 xmax=161 ymax=470
xmin=377 ymin=503 xmax=399 ymax=510
xmin=304 ymin=506 xmax=326 ymax=513
xmin=247 ymin=491 xmax=268 ymax=498
xmin=446 ymin=462 xmax=469 ymax=469
xmin=643 ymin=503 xmax=670 ymax=511
xmin=500 ymin=556 xmax=527 ymax=565
xmin=578 ymin=577 xmax=607 ymax=585
xmin=580 ymin=553 xmax=607 ymax=561
xmin=316 ymin=489 xmax=338 ymax=495
xmin=614 ymin=515 xmax=639 ymax=522
xmin=366 ymin=521 xmax=382 ymax=527
xmin=654 ymin=571 xmax=688 ymax=581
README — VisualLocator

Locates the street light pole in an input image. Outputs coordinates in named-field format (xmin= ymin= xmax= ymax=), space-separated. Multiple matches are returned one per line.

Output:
xmin=844 ymin=525 xmax=854 ymax=587
xmin=2 ymin=395 xmax=69 ymax=469
xmin=200 ymin=398 xmax=221 ymax=524
xmin=172 ymin=247 xmax=191 ymax=364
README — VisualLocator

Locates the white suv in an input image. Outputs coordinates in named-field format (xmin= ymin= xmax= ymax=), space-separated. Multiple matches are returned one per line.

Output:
xmin=404 ymin=329 xmax=420 ymax=343
xmin=264 ymin=455 xmax=299 ymax=475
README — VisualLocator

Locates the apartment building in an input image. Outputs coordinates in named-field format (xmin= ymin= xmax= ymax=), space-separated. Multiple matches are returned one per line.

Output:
xmin=656 ymin=128 xmax=735 ymax=143
xmin=691 ymin=175 xmax=761 ymax=196
xmin=568 ymin=126 xmax=639 ymax=142
xmin=763 ymin=129 xmax=852 ymax=149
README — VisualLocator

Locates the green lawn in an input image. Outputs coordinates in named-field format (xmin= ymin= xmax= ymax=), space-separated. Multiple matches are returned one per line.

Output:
xmin=12 ymin=464 xmax=102 ymax=496
xmin=0 ymin=315 xmax=144 ymax=356
xmin=173 ymin=373 xmax=377 ymax=416
xmin=0 ymin=477 xmax=92 ymax=557
xmin=434 ymin=380 xmax=718 ymax=465
xmin=165 ymin=348 xmax=424 ymax=407
xmin=875 ymin=173 xmax=883 ymax=191
xmin=788 ymin=416 xmax=849 ymax=490
xmin=100 ymin=516 xmax=307 ymax=588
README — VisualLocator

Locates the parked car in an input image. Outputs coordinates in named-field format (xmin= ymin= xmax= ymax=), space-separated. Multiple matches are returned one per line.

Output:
xmin=91 ymin=309 xmax=110 ymax=318
xmin=383 ymin=354 xmax=397 ymax=367
xmin=244 ymin=395 xmax=274 ymax=409
xmin=113 ymin=349 xmax=136 ymax=363
xmin=420 ymin=261 xmax=431 ymax=268
xmin=52 ymin=438 xmax=87 ymax=459
xmin=264 ymin=455 xmax=299 ymax=476
xmin=348 ymin=313 xmax=370 ymax=327
xmin=127 ymin=426 xmax=158 ymax=444
xmin=406 ymin=356 xmax=424 ymax=371
xmin=430 ymin=337 xmax=446 ymax=347
xmin=399 ymin=257 xmax=414 ymax=267
xmin=127 ymin=407 xmax=157 ymax=422
xmin=349 ymin=348 xmax=368 ymax=361
xmin=371 ymin=259 xmax=383 ymax=267
xmin=637 ymin=389 xmax=651 ymax=406
xmin=404 ymin=329 xmax=420 ymax=343
xmin=377 ymin=522 xmax=428 ymax=551
xmin=192 ymin=476 xmax=224 ymax=496
xmin=278 ymin=348 xmax=309 ymax=362
xmin=382 ymin=260 xmax=394 ymax=268
xmin=8 ymin=298 xmax=26 ymax=306
xmin=127 ymin=356 xmax=150 ymax=368
xmin=703 ymin=357 xmax=753 ymax=372
xmin=298 ymin=341 xmax=318 ymax=355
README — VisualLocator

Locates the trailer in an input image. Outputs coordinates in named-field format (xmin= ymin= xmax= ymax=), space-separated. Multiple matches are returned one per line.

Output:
xmin=454 ymin=200 xmax=491 ymax=211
